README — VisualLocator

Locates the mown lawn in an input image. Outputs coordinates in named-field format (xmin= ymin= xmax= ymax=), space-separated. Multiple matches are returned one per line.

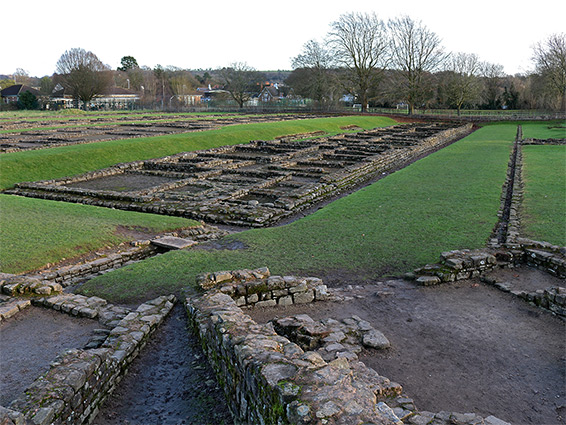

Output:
xmin=0 ymin=115 xmax=395 ymax=189
xmin=79 ymin=123 xmax=517 ymax=303
xmin=0 ymin=194 xmax=199 ymax=274
xmin=521 ymin=144 xmax=566 ymax=245
xmin=0 ymin=115 xmax=395 ymax=274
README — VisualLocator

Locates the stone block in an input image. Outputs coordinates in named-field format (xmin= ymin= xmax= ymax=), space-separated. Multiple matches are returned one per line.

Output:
xmin=484 ymin=416 xmax=512 ymax=425
xmin=362 ymin=330 xmax=390 ymax=349
xmin=416 ymin=275 xmax=441 ymax=286
xmin=293 ymin=290 xmax=315 ymax=304
xmin=289 ymin=281 xmax=308 ymax=293
xmin=278 ymin=295 xmax=293 ymax=306
xmin=247 ymin=293 xmax=259 ymax=304
xmin=256 ymin=299 xmax=276 ymax=308
xmin=272 ymin=289 xmax=289 ymax=297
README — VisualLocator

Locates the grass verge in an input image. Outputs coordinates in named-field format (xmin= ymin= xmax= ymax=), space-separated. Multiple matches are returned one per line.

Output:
xmin=521 ymin=144 xmax=566 ymax=245
xmin=79 ymin=123 xmax=516 ymax=303
xmin=0 ymin=194 xmax=199 ymax=274
xmin=0 ymin=115 xmax=395 ymax=190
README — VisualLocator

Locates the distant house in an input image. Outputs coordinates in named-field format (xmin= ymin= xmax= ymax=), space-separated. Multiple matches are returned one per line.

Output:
xmin=258 ymin=86 xmax=282 ymax=103
xmin=91 ymin=87 xmax=140 ymax=109
xmin=1 ymin=84 xmax=41 ymax=104
xmin=50 ymin=85 xmax=140 ymax=109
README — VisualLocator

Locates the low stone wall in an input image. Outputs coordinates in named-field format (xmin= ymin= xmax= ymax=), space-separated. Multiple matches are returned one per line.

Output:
xmin=0 ymin=296 xmax=31 ymax=322
xmin=410 ymin=249 xmax=499 ymax=286
xmin=2 ymin=223 xmax=225 ymax=291
xmin=522 ymin=138 xmax=566 ymax=145
xmin=520 ymin=238 xmax=566 ymax=279
xmin=1 ymin=294 xmax=175 ymax=425
xmin=186 ymin=290 xmax=404 ymax=425
xmin=1 ymin=274 xmax=63 ymax=297
xmin=196 ymin=267 xmax=339 ymax=307
xmin=186 ymin=268 xmax=512 ymax=425
xmin=410 ymin=244 xmax=565 ymax=318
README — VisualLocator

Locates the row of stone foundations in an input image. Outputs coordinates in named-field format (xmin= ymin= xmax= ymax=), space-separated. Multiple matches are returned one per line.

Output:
xmin=0 ymin=113 xmax=329 ymax=152
xmin=6 ymin=123 xmax=473 ymax=227
xmin=186 ymin=267 xmax=511 ymax=425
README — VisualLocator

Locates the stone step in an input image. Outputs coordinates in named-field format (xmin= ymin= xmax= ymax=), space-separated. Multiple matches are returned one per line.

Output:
xmin=150 ymin=236 xmax=197 ymax=250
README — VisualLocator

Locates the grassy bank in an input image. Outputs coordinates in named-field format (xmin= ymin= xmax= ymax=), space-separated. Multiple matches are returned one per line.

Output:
xmin=0 ymin=194 xmax=199 ymax=274
xmin=0 ymin=116 xmax=395 ymax=189
xmin=79 ymin=123 xmax=516 ymax=303
xmin=521 ymin=144 xmax=566 ymax=245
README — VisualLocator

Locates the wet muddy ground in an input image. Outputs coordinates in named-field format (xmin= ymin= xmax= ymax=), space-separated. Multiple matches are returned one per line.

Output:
xmin=92 ymin=303 xmax=233 ymax=425
xmin=0 ymin=307 xmax=100 ymax=406
xmin=248 ymin=272 xmax=566 ymax=425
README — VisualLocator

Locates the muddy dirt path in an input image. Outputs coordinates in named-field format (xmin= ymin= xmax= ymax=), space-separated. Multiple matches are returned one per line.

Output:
xmin=92 ymin=303 xmax=233 ymax=425
xmin=0 ymin=307 xmax=100 ymax=406
xmin=249 ymin=275 xmax=566 ymax=425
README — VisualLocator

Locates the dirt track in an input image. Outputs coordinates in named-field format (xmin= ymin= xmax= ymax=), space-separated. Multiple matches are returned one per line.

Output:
xmin=249 ymin=272 xmax=566 ymax=425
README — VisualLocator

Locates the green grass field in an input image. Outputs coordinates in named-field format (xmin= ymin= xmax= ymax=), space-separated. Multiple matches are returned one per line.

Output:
xmin=0 ymin=194 xmax=199 ymax=274
xmin=78 ymin=123 xmax=518 ymax=303
xmin=0 ymin=116 xmax=395 ymax=189
xmin=2 ymin=117 xmax=563 ymax=304
xmin=521 ymin=144 xmax=566 ymax=245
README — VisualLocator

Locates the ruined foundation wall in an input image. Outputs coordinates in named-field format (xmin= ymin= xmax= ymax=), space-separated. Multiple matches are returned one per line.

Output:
xmin=1 ymin=295 xmax=175 ymax=425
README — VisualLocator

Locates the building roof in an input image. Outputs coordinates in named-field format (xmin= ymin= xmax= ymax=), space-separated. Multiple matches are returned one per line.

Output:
xmin=0 ymin=84 xmax=41 ymax=97
xmin=103 ymin=87 xmax=137 ymax=96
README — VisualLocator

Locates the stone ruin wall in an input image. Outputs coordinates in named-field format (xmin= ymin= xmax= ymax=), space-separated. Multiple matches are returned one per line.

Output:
xmin=410 ymin=243 xmax=566 ymax=318
xmin=0 ymin=294 xmax=175 ymax=425
xmin=6 ymin=123 xmax=473 ymax=227
xmin=186 ymin=267 xmax=511 ymax=425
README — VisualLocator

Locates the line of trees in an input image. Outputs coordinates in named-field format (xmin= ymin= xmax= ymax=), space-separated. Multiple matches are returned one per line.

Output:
xmin=2 ymin=16 xmax=564 ymax=113
xmin=288 ymin=13 xmax=566 ymax=113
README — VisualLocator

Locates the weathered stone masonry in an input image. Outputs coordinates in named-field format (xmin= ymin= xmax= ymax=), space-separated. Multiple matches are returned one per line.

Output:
xmin=0 ymin=294 xmax=175 ymax=425
xmin=186 ymin=269 xmax=405 ymax=425
xmin=6 ymin=123 xmax=473 ymax=227
xmin=186 ymin=268 xmax=512 ymax=425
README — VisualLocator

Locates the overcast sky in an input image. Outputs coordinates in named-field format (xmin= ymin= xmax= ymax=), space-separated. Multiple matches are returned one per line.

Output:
xmin=3 ymin=0 xmax=564 ymax=78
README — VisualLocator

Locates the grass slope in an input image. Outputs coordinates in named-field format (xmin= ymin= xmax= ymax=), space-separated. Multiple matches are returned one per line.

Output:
xmin=521 ymin=145 xmax=566 ymax=245
xmin=79 ymin=124 xmax=516 ymax=303
xmin=0 ymin=116 xmax=395 ymax=190
xmin=0 ymin=195 xmax=198 ymax=274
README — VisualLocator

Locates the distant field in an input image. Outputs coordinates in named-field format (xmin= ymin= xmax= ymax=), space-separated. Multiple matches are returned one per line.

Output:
xmin=79 ymin=123 xmax=518 ymax=303
xmin=0 ymin=115 xmax=395 ymax=189
xmin=0 ymin=194 xmax=199 ymax=274
xmin=2 ymin=118 xmax=562 ymax=303
xmin=521 ymin=144 xmax=566 ymax=246
xmin=0 ymin=115 xmax=395 ymax=274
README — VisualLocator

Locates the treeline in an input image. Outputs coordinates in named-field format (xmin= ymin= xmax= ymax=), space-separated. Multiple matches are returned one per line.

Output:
xmin=2 ymin=12 xmax=564 ymax=113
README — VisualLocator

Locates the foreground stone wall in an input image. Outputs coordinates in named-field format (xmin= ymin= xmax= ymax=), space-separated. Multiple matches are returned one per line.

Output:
xmin=1 ymin=295 xmax=175 ymax=425
xmin=186 ymin=290 xmax=403 ymax=424
xmin=186 ymin=268 xmax=513 ymax=425
xmin=410 ymin=242 xmax=566 ymax=318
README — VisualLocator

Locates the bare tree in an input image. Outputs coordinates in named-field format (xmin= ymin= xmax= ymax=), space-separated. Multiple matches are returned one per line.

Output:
xmin=56 ymin=48 xmax=111 ymax=109
xmin=167 ymin=67 xmax=199 ymax=107
xmin=13 ymin=68 xmax=30 ymax=85
xmin=327 ymin=12 xmax=390 ymax=112
xmin=444 ymin=52 xmax=482 ymax=115
xmin=219 ymin=62 xmax=263 ymax=108
xmin=480 ymin=62 xmax=505 ymax=109
xmin=291 ymin=39 xmax=337 ymax=108
xmin=532 ymin=33 xmax=566 ymax=111
xmin=389 ymin=16 xmax=446 ymax=114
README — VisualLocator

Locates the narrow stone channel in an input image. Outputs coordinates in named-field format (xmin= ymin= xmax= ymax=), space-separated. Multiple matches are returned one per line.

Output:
xmin=92 ymin=303 xmax=233 ymax=425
